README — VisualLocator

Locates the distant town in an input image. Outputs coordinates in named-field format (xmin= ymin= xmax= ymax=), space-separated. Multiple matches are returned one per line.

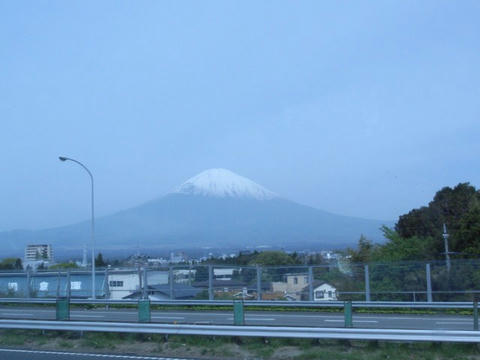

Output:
xmin=18 ymin=243 xmax=341 ymax=270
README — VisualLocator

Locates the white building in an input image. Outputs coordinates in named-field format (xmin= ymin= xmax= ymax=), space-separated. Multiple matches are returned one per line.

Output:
xmin=25 ymin=244 xmax=53 ymax=262
xmin=107 ymin=271 xmax=169 ymax=300
xmin=214 ymin=268 xmax=235 ymax=281
xmin=313 ymin=283 xmax=337 ymax=301
xmin=107 ymin=273 xmax=140 ymax=300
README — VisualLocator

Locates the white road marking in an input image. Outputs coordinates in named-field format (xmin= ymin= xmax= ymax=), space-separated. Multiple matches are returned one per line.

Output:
xmin=324 ymin=319 xmax=378 ymax=323
xmin=151 ymin=316 xmax=185 ymax=320
xmin=0 ymin=308 xmax=473 ymax=325
xmin=226 ymin=317 xmax=276 ymax=321
xmin=354 ymin=320 xmax=378 ymax=323
xmin=73 ymin=314 xmax=105 ymax=318
xmin=1 ymin=312 xmax=34 ymax=316
xmin=436 ymin=321 xmax=472 ymax=325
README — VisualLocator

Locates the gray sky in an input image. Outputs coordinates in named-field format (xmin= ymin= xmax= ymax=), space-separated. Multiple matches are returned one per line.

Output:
xmin=1 ymin=1 xmax=479 ymax=231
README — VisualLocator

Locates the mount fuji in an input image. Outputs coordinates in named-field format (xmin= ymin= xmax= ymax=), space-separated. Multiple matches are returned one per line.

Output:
xmin=174 ymin=169 xmax=277 ymax=200
xmin=0 ymin=169 xmax=389 ymax=256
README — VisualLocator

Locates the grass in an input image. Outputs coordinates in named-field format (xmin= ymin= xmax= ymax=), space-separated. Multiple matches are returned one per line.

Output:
xmin=1 ymin=330 xmax=480 ymax=359
xmin=58 ymin=339 xmax=74 ymax=348
xmin=80 ymin=332 xmax=119 ymax=349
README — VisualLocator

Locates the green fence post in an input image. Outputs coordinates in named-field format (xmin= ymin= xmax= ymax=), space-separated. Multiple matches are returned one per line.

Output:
xmin=56 ymin=297 xmax=70 ymax=321
xmin=474 ymin=300 xmax=478 ymax=331
xmin=138 ymin=299 xmax=151 ymax=323
xmin=344 ymin=301 xmax=353 ymax=328
xmin=233 ymin=300 xmax=244 ymax=326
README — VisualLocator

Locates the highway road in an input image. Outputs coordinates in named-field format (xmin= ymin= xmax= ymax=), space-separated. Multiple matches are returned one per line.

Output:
xmin=0 ymin=349 xmax=190 ymax=360
xmin=0 ymin=306 xmax=475 ymax=331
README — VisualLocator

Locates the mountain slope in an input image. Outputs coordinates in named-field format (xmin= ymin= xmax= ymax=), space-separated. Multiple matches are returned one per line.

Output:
xmin=0 ymin=169 xmax=390 ymax=255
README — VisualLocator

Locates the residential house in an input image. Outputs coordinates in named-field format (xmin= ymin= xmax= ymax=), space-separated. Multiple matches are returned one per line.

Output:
xmin=271 ymin=273 xmax=309 ymax=301
xmin=300 ymin=281 xmax=337 ymax=301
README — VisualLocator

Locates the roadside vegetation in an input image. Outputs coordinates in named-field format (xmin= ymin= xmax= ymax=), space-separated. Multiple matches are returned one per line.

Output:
xmin=1 ymin=329 xmax=480 ymax=359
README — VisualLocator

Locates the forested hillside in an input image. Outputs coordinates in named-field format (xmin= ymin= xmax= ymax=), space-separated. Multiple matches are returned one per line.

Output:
xmin=350 ymin=183 xmax=480 ymax=262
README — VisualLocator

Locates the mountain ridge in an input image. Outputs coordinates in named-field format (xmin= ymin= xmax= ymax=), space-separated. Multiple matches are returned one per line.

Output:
xmin=0 ymin=169 xmax=391 ymax=256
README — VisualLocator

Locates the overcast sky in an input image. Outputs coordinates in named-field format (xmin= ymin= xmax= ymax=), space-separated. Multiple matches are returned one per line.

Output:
xmin=1 ymin=1 xmax=479 ymax=231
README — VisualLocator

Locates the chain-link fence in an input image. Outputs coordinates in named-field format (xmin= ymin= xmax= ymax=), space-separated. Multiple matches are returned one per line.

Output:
xmin=1 ymin=259 xmax=479 ymax=301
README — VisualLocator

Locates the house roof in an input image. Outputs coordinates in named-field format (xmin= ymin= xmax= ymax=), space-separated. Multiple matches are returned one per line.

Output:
xmin=124 ymin=283 xmax=201 ymax=300
xmin=192 ymin=279 xmax=246 ymax=288
xmin=300 ymin=281 xmax=336 ymax=295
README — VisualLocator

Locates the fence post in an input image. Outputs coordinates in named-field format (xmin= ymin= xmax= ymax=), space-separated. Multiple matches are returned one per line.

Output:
xmin=188 ymin=264 xmax=193 ymax=285
xmin=169 ymin=266 xmax=174 ymax=300
xmin=104 ymin=268 xmax=110 ymax=299
xmin=66 ymin=271 xmax=71 ymax=299
xmin=208 ymin=265 xmax=213 ymax=300
xmin=138 ymin=266 xmax=142 ymax=292
xmin=426 ymin=263 xmax=433 ymax=302
xmin=56 ymin=271 xmax=61 ymax=298
xmin=26 ymin=269 xmax=31 ymax=298
xmin=308 ymin=266 xmax=314 ymax=301
xmin=256 ymin=265 xmax=262 ymax=301
xmin=344 ymin=301 xmax=353 ymax=328
xmin=474 ymin=299 xmax=479 ymax=331
xmin=143 ymin=267 xmax=148 ymax=299
xmin=364 ymin=265 xmax=371 ymax=302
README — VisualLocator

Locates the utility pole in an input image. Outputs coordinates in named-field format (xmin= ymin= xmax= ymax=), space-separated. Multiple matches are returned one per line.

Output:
xmin=443 ymin=223 xmax=451 ymax=273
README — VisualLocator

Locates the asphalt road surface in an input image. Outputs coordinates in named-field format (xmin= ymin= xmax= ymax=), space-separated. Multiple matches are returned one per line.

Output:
xmin=0 ymin=306 xmax=475 ymax=330
xmin=0 ymin=349 xmax=191 ymax=360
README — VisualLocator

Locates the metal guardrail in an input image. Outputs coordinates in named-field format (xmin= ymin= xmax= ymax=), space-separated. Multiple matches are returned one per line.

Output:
xmin=0 ymin=319 xmax=479 ymax=342
xmin=0 ymin=298 xmax=475 ymax=309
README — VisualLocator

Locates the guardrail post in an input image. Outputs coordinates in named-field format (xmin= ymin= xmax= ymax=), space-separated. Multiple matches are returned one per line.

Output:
xmin=56 ymin=297 xmax=70 ymax=321
xmin=169 ymin=266 xmax=174 ymax=300
xmin=233 ymin=300 xmax=245 ymax=325
xmin=308 ymin=266 xmax=314 ymax=301
xmin=344 ymin=301 xmax=353 ymax=328
xmin=208 ymin=265 xmax=213 ymax=301
xmin=256 ymin=265 xmax=262 ymax=301
xmin=474 ymin=300 xmax=479 ymax=331
xmin=364 ymin=265 xmax=371 ymax=302
xmin=138 ymin=299 xmax=151 ymax=323
xmin=426 ymin=263 xmax=432 ymax=302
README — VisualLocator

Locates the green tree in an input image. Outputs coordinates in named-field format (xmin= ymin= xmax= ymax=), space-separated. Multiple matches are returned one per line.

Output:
xmin=455 ymin=206 xmax=480 ymax=257
xmin=374 ymin=226 xmax=438 ymax=262
xmin=0 ymin=258 xmax=22 ymax=270
xmin=347 ymin=235 xmax=375 ymax=263
xmin=49 ymin=262 xmax=79 ymax=270
xmin=248 ymin=251 xmax=298 ymax=266
xmin=394 ymin=183 xmax=480 ymax=259
xmin=95 ymin=253 xmax=107 ymax=267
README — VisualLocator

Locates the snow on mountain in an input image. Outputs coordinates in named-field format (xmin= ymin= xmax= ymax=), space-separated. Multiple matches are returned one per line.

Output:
xmin=173 ymin=168 xmax=278 ymax=200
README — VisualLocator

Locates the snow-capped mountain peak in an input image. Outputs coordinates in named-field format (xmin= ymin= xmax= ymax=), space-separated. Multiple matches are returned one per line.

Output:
xmin=173 ymin=168 xmax=277 ymax=200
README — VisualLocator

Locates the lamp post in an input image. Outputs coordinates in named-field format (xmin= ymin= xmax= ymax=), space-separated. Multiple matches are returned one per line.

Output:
xmin=59 ymin=156 xmax=96 ymax=299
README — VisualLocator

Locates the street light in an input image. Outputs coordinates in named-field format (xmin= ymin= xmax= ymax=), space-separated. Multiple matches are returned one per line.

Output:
xmin=59 ymin=156 xmax=96 ymax=299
